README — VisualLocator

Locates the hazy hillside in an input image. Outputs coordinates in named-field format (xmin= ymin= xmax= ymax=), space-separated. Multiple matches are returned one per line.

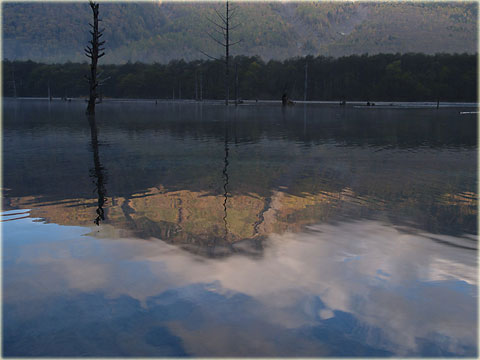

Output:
xmin=2 ymin=1 xmax=477 ymax=64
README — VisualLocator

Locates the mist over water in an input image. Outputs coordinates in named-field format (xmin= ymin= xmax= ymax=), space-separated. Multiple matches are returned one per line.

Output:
xmin=2 ymin=99 xmax=477 ymax=356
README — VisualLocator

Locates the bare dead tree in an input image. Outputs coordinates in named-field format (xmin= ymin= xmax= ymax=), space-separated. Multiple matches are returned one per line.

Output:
xmin=85 ymin=1 xmax=106 ymax=115
xmin=195 ymin=71 xmax=198 ymax=100
xmin=200 ymin=0 xmax=242 ymax=105
xmin=12 ymin=69 xmax=17 ymax=98
xmin=8 ymin=61 xmax=18 ymax=99
xmin=234 ymin=62 xmax=238 ymax=106
xmin=200 ymin=71 xmax=203 ymax=101
xmin=304 ymin=60 xmax=308 ymax=102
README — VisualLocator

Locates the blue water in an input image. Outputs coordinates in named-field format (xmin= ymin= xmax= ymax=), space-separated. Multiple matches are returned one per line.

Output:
xmin=2 ymin=99 xmax=477 ymax=356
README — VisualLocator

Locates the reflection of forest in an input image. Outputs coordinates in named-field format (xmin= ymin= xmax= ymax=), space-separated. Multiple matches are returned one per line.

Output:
xmin=3 ymin=103 xmax=477 ymax=253
xmin=9 ymin=185 xmax=476 ymax=250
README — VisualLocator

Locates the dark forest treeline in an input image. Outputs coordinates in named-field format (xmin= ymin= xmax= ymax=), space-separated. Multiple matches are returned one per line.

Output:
xmin=2 ymin=53 xmax=477 ymax=102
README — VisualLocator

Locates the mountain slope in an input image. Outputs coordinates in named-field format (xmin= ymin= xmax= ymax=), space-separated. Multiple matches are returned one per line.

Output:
xmin=2 ymin=1 xmax=477 ymax=64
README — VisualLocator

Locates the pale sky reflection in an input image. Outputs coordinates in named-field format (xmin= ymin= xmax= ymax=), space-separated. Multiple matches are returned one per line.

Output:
xmin=4 ymin=218 xmax=477 ymax=355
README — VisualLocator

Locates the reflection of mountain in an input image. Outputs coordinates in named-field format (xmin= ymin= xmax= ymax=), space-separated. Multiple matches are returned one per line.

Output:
xmin=3 ymin=101 xmax=477 ymax=249
xmin=8 ymin=186 xmax=477 ymax=254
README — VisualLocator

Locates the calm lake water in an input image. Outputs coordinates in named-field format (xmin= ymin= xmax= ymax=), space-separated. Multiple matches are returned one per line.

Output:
xmin=2 ymin=99 xmax=478 ymax=357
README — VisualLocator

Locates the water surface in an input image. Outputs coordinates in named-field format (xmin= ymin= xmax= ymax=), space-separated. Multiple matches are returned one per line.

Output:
xmin=2 ymin=99 xmax=477 ymax=356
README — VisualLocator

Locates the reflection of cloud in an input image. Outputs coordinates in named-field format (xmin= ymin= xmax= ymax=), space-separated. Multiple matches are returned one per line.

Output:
xmin=4 ymin=219 xmax=477 ymax=355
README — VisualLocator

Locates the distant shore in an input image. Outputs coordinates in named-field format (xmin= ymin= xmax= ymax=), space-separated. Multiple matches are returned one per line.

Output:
xmin=4 ymin=54 xmax=477 ymax=103
xmin=3 ymin=97 xmax=479 ymax=109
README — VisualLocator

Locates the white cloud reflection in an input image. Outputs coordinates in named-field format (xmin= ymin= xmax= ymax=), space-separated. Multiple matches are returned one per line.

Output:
xmin=4 ymin=218 xmax=477 ymax=355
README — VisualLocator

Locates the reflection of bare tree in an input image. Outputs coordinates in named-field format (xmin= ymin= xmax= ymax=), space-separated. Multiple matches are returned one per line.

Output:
xmin=221 ymin=125 xmax=238 ymax=255
xmin=207 ymin=124 xmax=237 ymax=257
xmin=88 ymin=115 xmax=107 ymax=225
xmin=222 ymin=127 xmax=229 ymax=241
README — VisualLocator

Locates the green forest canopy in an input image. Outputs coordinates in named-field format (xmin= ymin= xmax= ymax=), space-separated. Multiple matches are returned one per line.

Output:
xmin=2 ymin=53 xmax=477 ymax=102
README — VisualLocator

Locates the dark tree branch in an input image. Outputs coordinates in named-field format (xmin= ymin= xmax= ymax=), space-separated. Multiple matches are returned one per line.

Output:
xmin=230 ymin=23 xmax=241 ymax=31
xmin=98 ymin=76 xmax=111 ymax=86
xmin=209 ymin=24 xmax=226 ymax=38
xmin=228 ymin=7 xmax=238 ymax=19
xmin=206 ymin=16 xmax=227 ymax=31
xmin=213 ymin=8 xmax=227 ymax=24
xmin=230 ymin=39 xmax=243 ymax=46
xmin=197 ymin=48 xmax=222 ymax=62
xmin=207 ymin=32 xmax=227 ymax=47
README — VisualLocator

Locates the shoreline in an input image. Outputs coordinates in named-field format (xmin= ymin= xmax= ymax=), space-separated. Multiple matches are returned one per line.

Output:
xmin=2 ymin=97 xmax=479 ymax=108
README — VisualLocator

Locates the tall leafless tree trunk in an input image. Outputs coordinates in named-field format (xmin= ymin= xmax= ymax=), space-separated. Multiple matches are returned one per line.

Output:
xmin=11 ymin=68 xmax=17 ymax=99
xmin=195 ymin=71 xmax=198 ymax=100
xmin=304 ymin=60 xmax=308 ymax=102
xmin=234 ymin=62 xmax=238 ymax=106
xmin=224 ymin=1 xmax=230 ymax=105
xmin=201 ymin=0 xmax=242 ymax=106
xmin=85 ymin=1 xmax=105 ymax=115
xmin=200 ymin=71 xmax=203 ymax=101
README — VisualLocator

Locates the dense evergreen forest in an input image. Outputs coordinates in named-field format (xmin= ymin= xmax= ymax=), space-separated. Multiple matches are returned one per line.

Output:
xmin=3 ymin=53 xmax=477 ymax=102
